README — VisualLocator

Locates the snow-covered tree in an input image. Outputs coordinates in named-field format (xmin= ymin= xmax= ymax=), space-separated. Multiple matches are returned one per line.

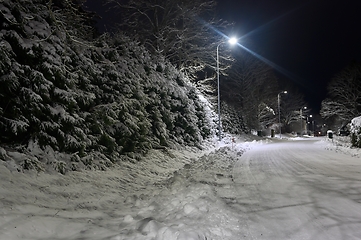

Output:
xmin=220 ymin=50 xmax=279 ymax=132
xmin=350 ymin=116 xmax=361 ymax=148
xmin=321 ymin=61 xmax=361 ymax=123
xmin=0 ymin=0 xmax=212 ymax=173
xmin=105 ymin=0 xmax=231 ymax=76
xmin=282 ymin=91 xmax=308 ymax=125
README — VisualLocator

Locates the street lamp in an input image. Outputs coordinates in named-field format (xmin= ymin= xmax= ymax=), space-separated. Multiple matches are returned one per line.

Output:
xmin=300 ymin=106 xmax=307 ymax=136
xmin=216 ymin=37 xmax=237 ymax=141
xmin=277 ymin=91 xmax=287 ymax=138
xmin=308 ymin=114 xmax=315 ymax=136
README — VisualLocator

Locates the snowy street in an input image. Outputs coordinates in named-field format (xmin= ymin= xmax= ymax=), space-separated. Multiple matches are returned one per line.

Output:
xmin=1 ymin=137 xmax=361 ymax=239
xmin=232 ymin=138 xmax=361 ymax=239
xmin=2 ymin=0 xmax=361 ymax=239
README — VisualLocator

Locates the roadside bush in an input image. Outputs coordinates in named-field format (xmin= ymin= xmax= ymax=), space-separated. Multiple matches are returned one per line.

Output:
xmin=350 ymin=116 xmax=361 ymax=148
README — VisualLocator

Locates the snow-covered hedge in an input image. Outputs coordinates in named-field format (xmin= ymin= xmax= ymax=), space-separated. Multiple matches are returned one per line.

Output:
xmin=350 ymin=116 xmax=361 ymax=148
xmin=0 ymin=0 xmax=212 ymax=173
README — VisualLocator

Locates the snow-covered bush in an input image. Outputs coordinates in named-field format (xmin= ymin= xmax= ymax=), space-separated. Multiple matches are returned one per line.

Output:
xmin=221 ymin=102 xmax=245 ymax=135
xmin=0 ymin=0 xmax=212 ymax=173
xmin=350 ymin=116 xmax=361 ymax=148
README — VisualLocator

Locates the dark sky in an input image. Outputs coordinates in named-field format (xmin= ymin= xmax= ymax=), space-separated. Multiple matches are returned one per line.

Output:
xmin=84 ymin=0 xmax=361 ymax=113
xmin=216 ymin=0 xmax=361 ymax=112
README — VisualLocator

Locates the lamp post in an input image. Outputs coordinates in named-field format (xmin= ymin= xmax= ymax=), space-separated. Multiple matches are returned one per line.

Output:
xmin=308 ymin=114 xmax=314 ymax=136
xmin=216 ymin=37 xmax=237 ymax=141
xmin=277 ymin=91 xmax=287 ymax=138
xmin=300 ymin=106 xmax=307 ymax=136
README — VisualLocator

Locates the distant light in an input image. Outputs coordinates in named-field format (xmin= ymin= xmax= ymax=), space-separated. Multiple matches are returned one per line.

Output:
xmin=228 ymin=37 xmax=237 ymax=45
xmin=284 ymin=90 xmax=288 ymax=94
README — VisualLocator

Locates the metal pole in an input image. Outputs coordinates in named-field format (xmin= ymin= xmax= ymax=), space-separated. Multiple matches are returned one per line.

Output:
xmin=216 ymin=38 xmax=237 ymax=141
xmin=217 ymin=44 xmax=221 ymax=141
xmin=278 ymin=93 xmax=281 ymax=138
xmin=300 ymin=108 xmax=302 ymax=137
xmin=277 ymin=91 xmax=287 ymax=138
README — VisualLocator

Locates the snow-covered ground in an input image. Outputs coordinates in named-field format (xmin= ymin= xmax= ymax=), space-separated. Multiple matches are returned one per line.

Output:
xmin=1 ymin=134 xmax=361 ymax=240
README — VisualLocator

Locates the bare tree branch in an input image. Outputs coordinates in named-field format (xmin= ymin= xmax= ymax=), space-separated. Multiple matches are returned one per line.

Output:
xmin=105 ymin=0 xmax=232 ymax=76
xmin=221 ymin=50 xmax=279 ymax=130
xmin=321 ymin=61 xmax=361 ymax=122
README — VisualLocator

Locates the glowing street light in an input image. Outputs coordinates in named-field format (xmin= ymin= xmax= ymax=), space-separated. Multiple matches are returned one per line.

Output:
xmin=277 ymin=91 xmax=287 ymax=138
xmin=228 ymin=37 xmax=237 ymax=45
xmin=217 ymin=37 xmax=237 ymax=141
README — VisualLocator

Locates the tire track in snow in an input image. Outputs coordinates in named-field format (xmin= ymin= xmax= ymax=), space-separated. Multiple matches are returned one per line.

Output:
xmin=230 ymin=138 xmax=361 ymax=239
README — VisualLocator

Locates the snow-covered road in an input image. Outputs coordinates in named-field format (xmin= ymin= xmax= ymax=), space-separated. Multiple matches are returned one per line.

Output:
xmin=1 ymin=136 xmax=361 ymax=239
xmin=232 ymin=138 xmax=361 ymax=239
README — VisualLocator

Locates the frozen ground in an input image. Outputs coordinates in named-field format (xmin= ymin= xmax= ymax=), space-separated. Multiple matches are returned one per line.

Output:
xmin=0 ymin=134 xmax=361 ymax=240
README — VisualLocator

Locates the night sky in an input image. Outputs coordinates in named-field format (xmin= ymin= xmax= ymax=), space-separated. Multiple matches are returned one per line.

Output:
xmin=85 ymin=0 xmax=361 ymax=113
xmin=217 ymin=0 xmax=361 ymax=112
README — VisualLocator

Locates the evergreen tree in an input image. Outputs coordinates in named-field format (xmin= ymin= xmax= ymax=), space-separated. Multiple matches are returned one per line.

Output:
xmin=0 ymin=0 xmax=212 ymax=173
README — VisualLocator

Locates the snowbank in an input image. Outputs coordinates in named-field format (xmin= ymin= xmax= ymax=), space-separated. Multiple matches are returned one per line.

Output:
xmin=2 ymin=133 xmax=361 ymax=239
xmin=0 ymin=135 xmax=258 ymax=240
